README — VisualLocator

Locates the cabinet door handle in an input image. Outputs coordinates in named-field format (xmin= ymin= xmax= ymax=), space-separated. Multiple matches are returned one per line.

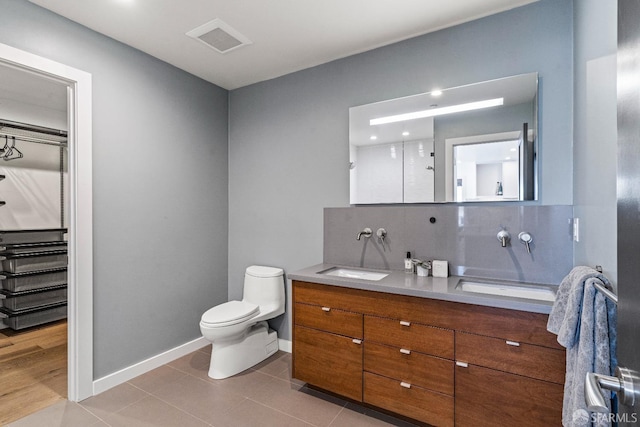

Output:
xmin=321 ymin=307 xmax=331 ymax=312
xmin=506 ymin=340 xmax=521 ymax=347
xmin=456 ymin=361 xmax=469 ymax=368
xmin=400 ymin=382 xmax=412 ymax=389
xmin=400 ymin=348 xmax=411 ymax=355
xmin=352 ymin=339 xmax=362 ymax=345
xmin=399 ymin=320 xmax=411 ymax=327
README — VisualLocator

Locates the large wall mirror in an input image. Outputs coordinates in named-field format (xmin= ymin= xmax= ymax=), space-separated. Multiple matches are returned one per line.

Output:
xmin=349 ymin=73 xmax=538 ymax=204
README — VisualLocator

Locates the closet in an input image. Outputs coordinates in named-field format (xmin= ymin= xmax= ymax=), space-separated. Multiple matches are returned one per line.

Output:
xmin=0 ymin=119 xmax=68 ymax=330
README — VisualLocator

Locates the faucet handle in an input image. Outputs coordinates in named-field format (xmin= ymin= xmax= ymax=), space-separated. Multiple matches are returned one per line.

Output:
xmin=518 ymin=232 xmax=533 ymax=254
xmin=376 ymin=228 xmax=387 ymax=251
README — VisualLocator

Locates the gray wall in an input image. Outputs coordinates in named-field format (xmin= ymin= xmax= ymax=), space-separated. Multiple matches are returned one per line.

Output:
xmin=0 ymin=1 xmax=229 ymax=378
xmin=573 ymin=0 xmax=618 ymax=287
xmin=229 ymin=0 xmax=574 ymax=341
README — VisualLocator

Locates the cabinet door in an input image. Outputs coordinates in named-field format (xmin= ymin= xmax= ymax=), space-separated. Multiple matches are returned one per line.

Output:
xmin=364 ymin=315 xmax=454 ymax=359
xmin=293 ymin=325 xmax=363 ymax=401
xmin=364 ymin=372 xmax=454 ymax=427
xmin=364 ymin=342 xmax=453 ymax=395
xmin=455 ymin=364 xmax=563 ymax=427
xmin=456 ymin=331 xmax=565 ymax=384
xmin=294 ymin=302 xmax=363 ymax=338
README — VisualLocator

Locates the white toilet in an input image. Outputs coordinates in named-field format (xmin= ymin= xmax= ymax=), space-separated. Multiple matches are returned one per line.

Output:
xmin=199 ymin=265 xmax=285 ymax=379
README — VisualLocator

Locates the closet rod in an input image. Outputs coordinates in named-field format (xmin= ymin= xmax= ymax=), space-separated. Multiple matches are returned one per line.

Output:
xmin=0 ymin=119 xmax=67 ymax=147
xmin=0 ymin=132 xmax=67 ymax=147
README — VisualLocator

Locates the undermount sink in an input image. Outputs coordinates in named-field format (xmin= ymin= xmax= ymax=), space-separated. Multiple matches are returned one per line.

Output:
xmin=320 ymin=267 xmax=389 ymax=281
xmin=456 ymin=279 xmax=556 ymax=302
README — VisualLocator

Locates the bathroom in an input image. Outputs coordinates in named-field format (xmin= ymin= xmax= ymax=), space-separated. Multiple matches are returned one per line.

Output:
xmin=1 ymin=0 xmax=637 ymax=425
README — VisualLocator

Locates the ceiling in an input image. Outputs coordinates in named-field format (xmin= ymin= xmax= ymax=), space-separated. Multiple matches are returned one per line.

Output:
xmin=28 ymin=0 xmax=538 ymax=90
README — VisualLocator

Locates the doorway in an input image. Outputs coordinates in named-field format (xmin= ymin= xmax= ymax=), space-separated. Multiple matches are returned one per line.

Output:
xmin=0 ymin=42 xmax=94 ymax=405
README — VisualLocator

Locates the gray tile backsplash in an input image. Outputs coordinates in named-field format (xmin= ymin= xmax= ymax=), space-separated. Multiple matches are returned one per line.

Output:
xmin=324 ymin=205 xmax=574 ymax=285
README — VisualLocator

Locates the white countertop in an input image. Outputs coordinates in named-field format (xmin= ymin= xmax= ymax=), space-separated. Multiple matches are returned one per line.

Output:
xmin=288 ymin=264 xmax=557 ymax=314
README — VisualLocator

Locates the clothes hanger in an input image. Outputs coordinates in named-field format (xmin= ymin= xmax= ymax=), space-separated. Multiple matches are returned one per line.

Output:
xmin=3 ymin=137 xmax=22 ymax=161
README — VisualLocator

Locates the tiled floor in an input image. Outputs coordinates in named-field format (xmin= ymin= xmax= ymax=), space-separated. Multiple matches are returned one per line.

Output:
xmin=8 ymin=346 xmax=419 ymax=427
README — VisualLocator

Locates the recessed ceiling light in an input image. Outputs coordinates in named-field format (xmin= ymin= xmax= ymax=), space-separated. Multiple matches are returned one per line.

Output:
xmin=402 ymin=131 xmax=410 ymax=136
xmin=510 ymin=148 xmax=517 ymax=152
xmin=370 ymin=135 xmax=377 ymax=140
xmin=431 ymin=90 xmax=443 ymax=97
xmin=505 ymin=156 xmax=512 ymax=160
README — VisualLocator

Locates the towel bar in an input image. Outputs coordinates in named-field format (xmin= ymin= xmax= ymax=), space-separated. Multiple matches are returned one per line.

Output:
xmin=593 ymin=281 xmax=618 ymax=305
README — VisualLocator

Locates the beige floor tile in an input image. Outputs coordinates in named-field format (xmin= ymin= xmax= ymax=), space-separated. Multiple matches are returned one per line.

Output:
xmin=79 ymin=382 xmax=149 ymax=420
xmin=210 ymin=398 xmax=313 ymax=427
xmin=7 ymin=400 xmax=104 ymax=427
xmin=167 ymin=350 xmax=211 ymax=379
xmin=151 ymin=374 xmax=245 ymax=424
xmin=101 ymin=395 xmax=209 ymax=427
xmin=203 ymin=367 xmax=274 ymax=399
xmin=250 ymin=378 xmax=346 ymax=426
xmin=128 ymin=364 xmax=187 ymax=393
xmin=251 ymin=351 xmax=291 ymax=378
xmin=197 ymin=344 xmax=212 ymax=355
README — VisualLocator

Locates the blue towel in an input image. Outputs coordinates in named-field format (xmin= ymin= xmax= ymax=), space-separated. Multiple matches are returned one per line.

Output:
xmin=547 ymin=266 xmax=617 ymax=427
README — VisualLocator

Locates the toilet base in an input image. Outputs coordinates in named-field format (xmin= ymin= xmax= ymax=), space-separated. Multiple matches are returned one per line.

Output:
xmin=207 ymin=321 xmax=279 ymax=379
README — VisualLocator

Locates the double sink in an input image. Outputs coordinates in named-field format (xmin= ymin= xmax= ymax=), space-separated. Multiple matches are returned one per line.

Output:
xmin=318 ymin=266 xmax=556 ymax=302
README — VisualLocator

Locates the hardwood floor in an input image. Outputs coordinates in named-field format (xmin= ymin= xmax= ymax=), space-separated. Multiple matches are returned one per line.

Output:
xmin=0 ymin=320 xmax=67 ymax=425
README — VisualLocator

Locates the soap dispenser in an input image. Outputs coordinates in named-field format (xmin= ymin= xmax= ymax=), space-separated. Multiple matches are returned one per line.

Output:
xmin=404 ymin=252 xmax=413 ymax=273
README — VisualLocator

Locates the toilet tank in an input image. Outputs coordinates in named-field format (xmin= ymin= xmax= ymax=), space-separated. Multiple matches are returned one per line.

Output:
xmin=243 ymin=265 xmax=285 ymax=309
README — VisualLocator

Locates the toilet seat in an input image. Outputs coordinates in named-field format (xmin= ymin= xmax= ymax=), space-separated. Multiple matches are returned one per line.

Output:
xmin=201 ymin=300 xmax=259 ymax=327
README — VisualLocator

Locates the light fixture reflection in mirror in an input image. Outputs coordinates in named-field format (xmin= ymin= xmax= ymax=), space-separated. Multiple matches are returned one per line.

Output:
xmin=349 ymin=72 xmax=538 ymax=204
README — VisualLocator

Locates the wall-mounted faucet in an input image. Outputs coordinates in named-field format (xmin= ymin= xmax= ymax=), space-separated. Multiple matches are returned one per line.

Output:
xmin=356 ymin=227 xmax=372 ymax=240
xmin=518 ymin=232 xmax=533 ymax=254
xmin=497 ymin=229 xmax=511 ymax=247
xmin=376 ymin=228 xmax=387 ymax=250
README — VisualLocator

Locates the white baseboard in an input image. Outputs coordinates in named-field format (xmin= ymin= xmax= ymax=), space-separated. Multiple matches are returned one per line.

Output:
xmin=92 ymin=336 xmax=209 ymax=396
xmin=278 ymin=338 xmax=292 ymax=353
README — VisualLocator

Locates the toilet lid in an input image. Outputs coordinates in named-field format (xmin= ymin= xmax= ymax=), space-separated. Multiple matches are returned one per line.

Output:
xmin=201 ymin=300 xmax=259 ymax=326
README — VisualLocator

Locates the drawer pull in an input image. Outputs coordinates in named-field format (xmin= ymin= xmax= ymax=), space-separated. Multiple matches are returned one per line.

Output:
xmin=321 ymin=307 xmax=331 ymax=312
xmin=400 ymin=382 xmax=412 ymax=389
xmin=352 ymin=339 xmax=362 ymax=345
xmin=456 ymin=361 xmax=469 ymax=368
xmin=399 ymin=320 xmax=411 ymax=327
xmin=506 ymin=340 xmax=521 ymax=347
xmin=400 ymin=348 xmax=411 ymax=355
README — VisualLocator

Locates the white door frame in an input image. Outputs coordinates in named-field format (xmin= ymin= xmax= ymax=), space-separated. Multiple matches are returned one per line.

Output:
xmin=0 ymin=42 xmax=93 ymax=401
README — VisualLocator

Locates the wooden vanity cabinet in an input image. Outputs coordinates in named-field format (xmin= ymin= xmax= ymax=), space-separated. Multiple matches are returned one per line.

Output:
xmin=454 ymin=329 xmax=565 ymax=426
xmin=363 ymin=315 xmax=455 ymax=427
xmin=292 ymin=285 xmax=364 ymax=401
xmin=291 ymin=280 xmax=565 ymax=427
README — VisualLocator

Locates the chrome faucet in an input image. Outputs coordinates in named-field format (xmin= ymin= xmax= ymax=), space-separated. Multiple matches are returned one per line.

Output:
xmin=497 ymin=229 xmax=510 ymax=247
xmin=356 ymin=227 xmax=372 ymax=240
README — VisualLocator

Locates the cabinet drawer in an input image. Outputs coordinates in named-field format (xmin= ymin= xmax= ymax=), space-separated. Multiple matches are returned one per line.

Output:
xmin=455 ymin=364 xmax=563 ymax=427
xmin=364 ymin=372 xmax=453 ymax=427
xmin=294 ymin=281 xmax=361 ymax=312
xmin=293 ymin=325 xmax=363 ymax=401
xmin=294 ymin=302 xmax=363 ymax=338
xmin=364 ymin=342 xmax=453 ymax=396
xmin=456 ymin=332 xmax=565 ymax=384
xmin=364 ymin=315 xmax=454 ymax=359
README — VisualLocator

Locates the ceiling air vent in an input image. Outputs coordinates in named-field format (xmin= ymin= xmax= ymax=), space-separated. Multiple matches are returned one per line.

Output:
xmin=186 ymin=18 xmax=252 ymax=54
